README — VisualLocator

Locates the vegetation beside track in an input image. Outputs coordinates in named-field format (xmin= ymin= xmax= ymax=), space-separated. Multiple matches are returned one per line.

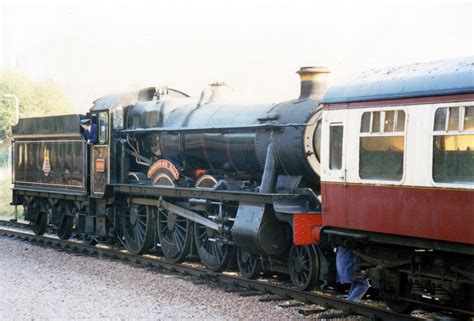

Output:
xmin=0 ymin=166 xmax=17 ymax=218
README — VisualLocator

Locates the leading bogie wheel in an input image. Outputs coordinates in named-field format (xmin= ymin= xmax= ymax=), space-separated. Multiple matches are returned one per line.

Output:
xmin=236 ymin=248 xmax=261 ymax=279
xmin=288 ymin=245 xmax=319 ymax=291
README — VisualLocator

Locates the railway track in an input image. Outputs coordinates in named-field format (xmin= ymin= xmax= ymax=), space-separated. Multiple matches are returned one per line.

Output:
xmin=0 ymin=219 xmax=463 ymax=320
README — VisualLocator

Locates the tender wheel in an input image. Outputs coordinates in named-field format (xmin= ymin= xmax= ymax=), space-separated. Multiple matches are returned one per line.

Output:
xmin=56 ymin=202 xmax=74 ymax=240
xmin=288 ymin=245 xmax=319 ymax=291
xmin=31 ymin=211 xmax=47 ymax=235
xmin=57 ymin=213 xmax=74 ymax=240
xmin=25 ymin=199 xmax=47 ymax=236
xmin=120 ymin=201 xmax=154 ymax=255
xmin=236 ymin=248 xmax=261 ymax=279
xmin=194 ymin=220 xmax=232 ymax=272
xmin=158 ymin=208 xmax=192 ymax=263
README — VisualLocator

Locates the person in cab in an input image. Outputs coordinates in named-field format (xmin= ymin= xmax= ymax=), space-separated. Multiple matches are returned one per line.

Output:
xmin=80 ymin=118 xmax=98 ymax=144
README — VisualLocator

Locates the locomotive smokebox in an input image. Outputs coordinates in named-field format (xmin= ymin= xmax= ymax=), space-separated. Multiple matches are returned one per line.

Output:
xmin=297 ymin=66 xmax=330 ymax=100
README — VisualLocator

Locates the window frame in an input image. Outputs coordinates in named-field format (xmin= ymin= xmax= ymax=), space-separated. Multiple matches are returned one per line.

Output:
xmin=98 ymin=111 xmax=109 ymax=145
xmin=358 ymin=108 xmax=408 ymax=183
xmin=431 ymin=104 xmax=474 ymax=186
xmin=329 ymin=123 xmax=344 ymax=171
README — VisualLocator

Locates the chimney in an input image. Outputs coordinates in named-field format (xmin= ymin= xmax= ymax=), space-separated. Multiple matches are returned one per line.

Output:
xmin=297 ymin=66 xmax=330 ymax=100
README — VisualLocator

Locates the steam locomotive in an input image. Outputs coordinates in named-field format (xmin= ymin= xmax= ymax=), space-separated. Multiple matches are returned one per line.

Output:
xmin=10 ymin=57 xmax=474 ymax=315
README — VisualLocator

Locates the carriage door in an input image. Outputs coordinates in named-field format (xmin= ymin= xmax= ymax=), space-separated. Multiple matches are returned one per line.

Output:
xmin=91 ymin=111 xmax=110 ymax=195
xmin=321 ymin=109 xmax=348 ymax=226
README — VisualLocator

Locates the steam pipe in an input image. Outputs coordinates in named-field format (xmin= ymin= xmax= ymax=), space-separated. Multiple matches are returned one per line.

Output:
xmin=259 ymin=141 xmax=278 ymax=193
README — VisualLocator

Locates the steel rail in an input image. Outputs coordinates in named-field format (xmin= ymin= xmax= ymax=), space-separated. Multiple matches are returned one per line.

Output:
xmin=0 ymin=225 xmax=422 ymax=321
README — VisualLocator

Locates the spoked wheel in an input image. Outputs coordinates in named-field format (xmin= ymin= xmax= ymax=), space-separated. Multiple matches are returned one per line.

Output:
xmin=55 ymin=201 xmax=75 ymax=240
xmin=120 ymin=200 xmax=154 ymax=255
xmin=158 ymin=208 xmax=192 ymax=263
xmin=236 ymin=248 xmax=261 ymax=279
xmin=193 ymin=176 xmax=231 ymax=271
xmin=25 ymin=198 xmax=47 ymax=236
xmin=288 ymin=245 xmax=319 ymax=291
xmin=194 ymin=220 xmax=232 ymax=272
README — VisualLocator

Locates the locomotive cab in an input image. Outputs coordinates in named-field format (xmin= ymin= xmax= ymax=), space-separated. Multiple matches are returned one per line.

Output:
xmin=89 ymin=109 xmax=110 ymax=195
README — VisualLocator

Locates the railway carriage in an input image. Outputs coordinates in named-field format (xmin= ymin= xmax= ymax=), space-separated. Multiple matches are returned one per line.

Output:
xmin=318 ymin=57 xmax=474 ymax=313
xmin=10 ymin=57 xmax=474 ymax=315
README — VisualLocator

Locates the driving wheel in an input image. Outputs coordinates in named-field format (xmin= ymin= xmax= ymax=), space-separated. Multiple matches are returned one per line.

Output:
xmin=120 ymin=201 xmax=154 ymax=255
xmin=157 ymin=207 xmax=192 ymax=263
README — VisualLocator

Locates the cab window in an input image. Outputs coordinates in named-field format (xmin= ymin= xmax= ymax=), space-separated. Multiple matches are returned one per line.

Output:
xmin=359 ymin=110 xmax=406 ymax=181
xmin=98 ymin=112 xmax=108 ymax=144
xmin=433 ymin=106 xmax=474 ymax=184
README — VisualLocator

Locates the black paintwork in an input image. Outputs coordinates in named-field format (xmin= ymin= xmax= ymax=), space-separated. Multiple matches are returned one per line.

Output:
xmin=12 ymin=114 xmax=84 ymax=137
xmin=125 ymin=97 xmax=322 ymax=190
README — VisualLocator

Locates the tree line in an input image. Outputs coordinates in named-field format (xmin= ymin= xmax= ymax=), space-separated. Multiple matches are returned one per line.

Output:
xmin=0 ymin=69 xmax=74 ymax=146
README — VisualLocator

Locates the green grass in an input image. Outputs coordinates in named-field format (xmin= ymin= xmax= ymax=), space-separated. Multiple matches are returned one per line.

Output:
xmin=0 ymin=166 xmax=20 ymax=218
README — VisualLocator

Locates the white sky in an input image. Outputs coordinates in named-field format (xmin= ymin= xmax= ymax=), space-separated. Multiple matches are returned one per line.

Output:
xmin=1 ymin=0 xmax=473 ymax=113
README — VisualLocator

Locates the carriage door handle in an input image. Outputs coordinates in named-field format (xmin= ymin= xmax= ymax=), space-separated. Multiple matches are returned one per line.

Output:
xmin=339 ymin=170 xmax=347 ymax=185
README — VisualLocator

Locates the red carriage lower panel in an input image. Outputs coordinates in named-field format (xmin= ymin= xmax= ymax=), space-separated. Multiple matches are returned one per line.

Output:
xmin=321 ymin=182 xmax=474 ymax=245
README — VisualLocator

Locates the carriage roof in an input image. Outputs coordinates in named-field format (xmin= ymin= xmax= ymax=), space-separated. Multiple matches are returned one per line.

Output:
xmin=322 ymin=56 xmax=474 ymax=104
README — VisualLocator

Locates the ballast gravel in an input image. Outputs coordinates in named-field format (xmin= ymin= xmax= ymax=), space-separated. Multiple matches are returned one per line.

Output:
xmin=0 ymin=236 xmax=314 ymax=320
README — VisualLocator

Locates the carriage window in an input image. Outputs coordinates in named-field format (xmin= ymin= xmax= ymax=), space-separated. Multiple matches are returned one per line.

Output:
xmin=359 ymin=110 xmax=406 ymax=181
xmin=98 ymin=112 xmax=108 ymax=144
xmin=372 ymin=112 xmax=381 ymax=133
xmin=465 ymin=106 xmax=474 ymax=130
xmin=448 ymin=107 xmax=460 ymax=131
xmin=383 ymin=111 xmax=395 ymax=132
xmin=433 ymin=106 xmax=474 ymax=183
xmin=396 ymin=111 xmax=405 ymax=132
xmin=329 ymin=124 xmax=343 ymax=170
xmin=360 ymin=112 xmax=370 ymax=132
xmin=434 ymin=108 xmax=447 ymax=131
